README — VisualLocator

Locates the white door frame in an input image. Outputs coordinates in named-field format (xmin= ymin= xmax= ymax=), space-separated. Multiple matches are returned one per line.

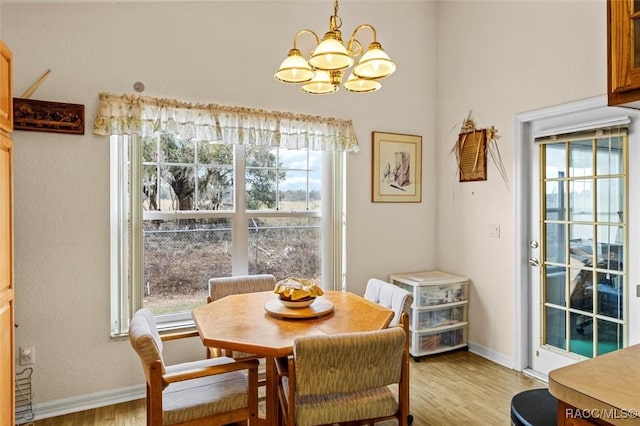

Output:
xmin=513 ymin=95 xmax=638 ymax=374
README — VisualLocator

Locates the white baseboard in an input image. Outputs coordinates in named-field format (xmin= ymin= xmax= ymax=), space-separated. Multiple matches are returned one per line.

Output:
xmin=30 ymin=342 xmax=530 ymax=421
xmin=467 ymin=340 xmax=514 ymax=369
xmin=522 ymin=368 xmax=549 ymax=384
xmin=32 ymin=384 xmax=145 ymax=421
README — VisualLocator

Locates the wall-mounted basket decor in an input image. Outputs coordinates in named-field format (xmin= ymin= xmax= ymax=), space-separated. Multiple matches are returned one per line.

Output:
xmin=456 ymin=127 xmax=487 ymax=182
xmin=452 ymin=113 xmax=507 ymax=186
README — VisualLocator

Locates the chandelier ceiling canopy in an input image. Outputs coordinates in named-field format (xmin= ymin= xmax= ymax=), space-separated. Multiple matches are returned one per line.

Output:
xmin=274 ymin=0 xmax=396 ymax=95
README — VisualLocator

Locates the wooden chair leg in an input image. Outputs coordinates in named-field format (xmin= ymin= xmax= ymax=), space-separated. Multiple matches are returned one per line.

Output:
xmin=145 ymin=383 xmax=151 ymax=426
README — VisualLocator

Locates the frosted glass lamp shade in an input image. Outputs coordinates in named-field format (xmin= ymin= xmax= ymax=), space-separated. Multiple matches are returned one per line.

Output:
xmin=274 ymin=49 xmax=315 ymax=83
xmin=302 ymin=70 xmax=339 ymax=95
xmin=353 ymin=43 xmax=396 ymax=80
xmin=343 ymin=73 xmax=381 ymax=93
xmin=308 ymin=36 xmax=354 ymax=71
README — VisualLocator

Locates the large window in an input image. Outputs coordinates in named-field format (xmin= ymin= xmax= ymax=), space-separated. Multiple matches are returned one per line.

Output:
xmin=97 ymin=93 xmax=355 ymax=336
xmin=110 ymin=134 xmax=343 ymax=334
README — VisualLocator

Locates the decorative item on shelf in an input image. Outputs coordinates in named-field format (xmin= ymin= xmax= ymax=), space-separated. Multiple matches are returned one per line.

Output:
xmin=371 ymin=131 xmax=422 ymax=203
xmin=452 ymin=111 xmax=507 ymax=185
xmin=274 ymin=0 xmax=396 ymax=95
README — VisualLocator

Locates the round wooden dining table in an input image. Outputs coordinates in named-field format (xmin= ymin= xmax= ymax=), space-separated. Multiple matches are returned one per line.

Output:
xmin=192 ymin=290 xmax=395 ymax=426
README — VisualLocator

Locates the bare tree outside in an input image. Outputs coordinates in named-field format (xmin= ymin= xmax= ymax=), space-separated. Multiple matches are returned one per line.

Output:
xmin=141 ymin=136 xmax=322 ymax=314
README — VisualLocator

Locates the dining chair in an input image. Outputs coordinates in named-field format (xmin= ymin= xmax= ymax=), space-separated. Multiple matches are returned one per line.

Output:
xmin=207 ymin=274 xmax=277 ymax=305
xmin=364 ymin=278 xmax=413 ymax=326
xmin=275 ymin=312 xmax=411 ymax=426
xmin=129 ymin=308 xmax=259 ymax=426
xmin=206 ymin=274 xmax=276 ymax=360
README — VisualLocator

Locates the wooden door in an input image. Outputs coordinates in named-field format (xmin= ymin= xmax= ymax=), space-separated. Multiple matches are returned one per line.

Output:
xmin=0 ymin=40 xmax=14 ymax=426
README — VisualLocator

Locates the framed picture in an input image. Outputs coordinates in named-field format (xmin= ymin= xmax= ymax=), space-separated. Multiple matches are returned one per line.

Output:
xmin=371 ymin=132 xmax=422 ymax=203
xmin=456 ymin=129 xmax=487 ymax=182
xmin=13 ymin=98 xmax=85 ymax=135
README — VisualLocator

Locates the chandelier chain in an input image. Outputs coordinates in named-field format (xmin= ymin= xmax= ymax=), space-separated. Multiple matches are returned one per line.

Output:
xmin=331 ymin=0 xmax=342 ymax=31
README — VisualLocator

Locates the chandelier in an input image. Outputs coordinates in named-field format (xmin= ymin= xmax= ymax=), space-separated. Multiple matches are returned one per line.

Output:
xmin=274 ymin=0 xmax=396 ymax=95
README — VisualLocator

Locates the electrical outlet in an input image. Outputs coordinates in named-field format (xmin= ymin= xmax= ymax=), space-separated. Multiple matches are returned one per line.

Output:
xmin=19 ymin=345 xmax=35 ymax=365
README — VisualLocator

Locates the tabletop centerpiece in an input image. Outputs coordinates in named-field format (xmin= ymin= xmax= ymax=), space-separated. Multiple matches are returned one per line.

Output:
xmin=273 ymin=277 xmax=324 ymax=308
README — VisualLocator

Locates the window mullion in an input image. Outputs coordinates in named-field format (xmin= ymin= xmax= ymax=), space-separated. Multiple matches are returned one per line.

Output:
xmin=130 ymin=135 xmax=144 ymax=318
xmin=233 ymin=145 xmax=248 ymax=275
xmin=322 ymin=151 xmax=345 ymax=291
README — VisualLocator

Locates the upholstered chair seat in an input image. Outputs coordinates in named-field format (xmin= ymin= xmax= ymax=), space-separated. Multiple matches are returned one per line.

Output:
xmin=281 ymin=375 xmax=399 ymax=425
xmin=161 ymin=358 xmax=250 ymax=425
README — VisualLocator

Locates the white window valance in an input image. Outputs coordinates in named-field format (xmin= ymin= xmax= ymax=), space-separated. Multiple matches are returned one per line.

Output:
xmin=92 ymin=92 xmax=359 ymax=152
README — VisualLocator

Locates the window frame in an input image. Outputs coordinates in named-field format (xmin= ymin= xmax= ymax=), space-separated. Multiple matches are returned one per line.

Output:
xmin=109 ymin=135 xmax=345 ymax=337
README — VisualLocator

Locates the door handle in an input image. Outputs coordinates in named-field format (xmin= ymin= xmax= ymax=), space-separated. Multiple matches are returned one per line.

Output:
xmin=529 ymin=257 xmax=541 ymax=267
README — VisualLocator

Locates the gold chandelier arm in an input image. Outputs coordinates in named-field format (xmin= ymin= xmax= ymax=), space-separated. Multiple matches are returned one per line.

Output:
xmin=346 ymin=38 xmax=363 ymax=58
xmin=293 ymin=29 xmax=321 ymax=52
xmin=346 ymin=24 xmax=377 ymax=57
xmin=349 ymin=23 xmax=378 ymax=44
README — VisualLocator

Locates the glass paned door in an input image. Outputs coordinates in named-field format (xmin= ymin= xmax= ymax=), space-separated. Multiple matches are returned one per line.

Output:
xmin=540 ymin=130 xmax=627 ymax=359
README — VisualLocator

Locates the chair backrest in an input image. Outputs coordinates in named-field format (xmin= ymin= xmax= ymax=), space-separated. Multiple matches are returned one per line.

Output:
xmin=129 ymin=308 xmax=166 ymax=378
xmin=208 ymin=274 xmax=276 ymax=302
xmin=293 ymin=326 xmax=405 ymax=396
xmin=364 ymin=278 xmax=413 ymax=326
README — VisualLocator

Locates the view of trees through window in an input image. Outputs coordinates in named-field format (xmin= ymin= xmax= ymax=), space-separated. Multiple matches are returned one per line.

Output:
xmin=141 ymin=135 xmax=322 ymax=315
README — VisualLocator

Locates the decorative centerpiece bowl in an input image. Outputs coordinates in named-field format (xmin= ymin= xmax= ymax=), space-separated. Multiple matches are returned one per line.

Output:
xmin=278 ymin=296 xmax=315 ymax=309
xmin=274 ymin=277 xmax=324 ymax=309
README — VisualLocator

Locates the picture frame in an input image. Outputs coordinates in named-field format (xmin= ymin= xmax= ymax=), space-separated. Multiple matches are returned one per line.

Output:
xmin=371 ymin=131 xmax=422 ymax=203
xmin=13 ymin=98 xmax=85 ymax=135
xmin=456 ymin=128 xmax=487 ymax=182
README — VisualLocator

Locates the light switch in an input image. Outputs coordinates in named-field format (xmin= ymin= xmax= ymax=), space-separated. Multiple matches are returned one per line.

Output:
xmin=488 ymin=224 xmax=501 ymax=239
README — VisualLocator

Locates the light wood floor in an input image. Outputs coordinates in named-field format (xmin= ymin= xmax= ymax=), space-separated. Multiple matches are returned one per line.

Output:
xmin=31 ymin=350 xmax=545 ymax=426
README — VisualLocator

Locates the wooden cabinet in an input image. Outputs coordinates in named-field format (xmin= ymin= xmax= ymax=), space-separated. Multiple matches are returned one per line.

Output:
xmin=0 ymin=43 xmax=11 ymax=133
xmin=0 ymin=40 xmax=13 ymax=426
xmin=608 ymin=0 xmax=640 ymax=107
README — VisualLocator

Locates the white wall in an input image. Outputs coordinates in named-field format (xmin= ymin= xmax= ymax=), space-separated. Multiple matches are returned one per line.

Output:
xmin=2 ymin=1 xmax=437 ymax=407
xmin=436 ymin=0 xmax=606 ymax=360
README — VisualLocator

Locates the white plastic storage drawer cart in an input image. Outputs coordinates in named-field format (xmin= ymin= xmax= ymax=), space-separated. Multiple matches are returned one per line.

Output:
xmin=389 ymin=270 xmax=470 ymax=358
